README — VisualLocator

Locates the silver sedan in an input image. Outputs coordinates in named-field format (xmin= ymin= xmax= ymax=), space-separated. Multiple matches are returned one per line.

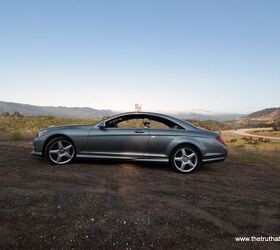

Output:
xmin=32 ymin=112 xmax=227 ymax=173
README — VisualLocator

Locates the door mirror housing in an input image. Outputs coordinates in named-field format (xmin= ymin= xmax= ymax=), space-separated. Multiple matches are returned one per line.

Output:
xmin=98 ymin=121 xmax=106 ymax=129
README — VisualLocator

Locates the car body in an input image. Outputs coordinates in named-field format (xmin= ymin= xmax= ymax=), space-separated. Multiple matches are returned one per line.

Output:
xmin=32 ymin=112 xmax=227 ymax=173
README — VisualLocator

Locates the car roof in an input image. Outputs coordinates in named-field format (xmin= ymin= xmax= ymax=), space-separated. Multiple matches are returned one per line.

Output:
xmin=103 ymin=111 xmax=196 ymax=130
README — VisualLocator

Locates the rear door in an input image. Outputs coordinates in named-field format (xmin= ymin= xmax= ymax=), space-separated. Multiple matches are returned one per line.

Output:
xmin=143 ymin=117 xmax=186 ymax=159
xmin=145 ymin=129 xmax=181 ymax=158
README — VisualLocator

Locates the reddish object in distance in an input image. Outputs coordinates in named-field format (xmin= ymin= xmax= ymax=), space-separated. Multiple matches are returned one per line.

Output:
xmin=216 ymin=135 xmax=225 ymax=145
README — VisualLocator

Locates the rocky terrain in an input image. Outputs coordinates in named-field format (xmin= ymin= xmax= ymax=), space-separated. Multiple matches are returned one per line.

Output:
xmin=0 ymin=141 xmax=279 ymax=249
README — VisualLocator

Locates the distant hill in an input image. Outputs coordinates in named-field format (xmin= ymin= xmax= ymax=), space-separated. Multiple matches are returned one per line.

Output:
xmin=173 ymin=112 xmax=242 ymax=121
xmin=0 ymin=101 xmax=114 ymax=118
xmin=234 ymin=107 xmax=280 ymax=127
xmin=0 ymin=100 xmax=245 ymax=121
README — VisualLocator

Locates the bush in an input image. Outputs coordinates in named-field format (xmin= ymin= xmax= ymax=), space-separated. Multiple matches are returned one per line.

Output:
xmin=230 ymin=138 xmax=237 ymax=143
xmin=1 ymin=112 xmax=10 ymax=117
xmin=12 ymin=111 xmax=23 ymax=117
xmin=246 ymin=140 xmax=260 ymax=145
xmin=186 ymin=119 xmax=232 ymax=131
xmin=273 ymin=119 xmax=280 ymax=131
xmin=9 ymin=131 xmax=23 ymax=141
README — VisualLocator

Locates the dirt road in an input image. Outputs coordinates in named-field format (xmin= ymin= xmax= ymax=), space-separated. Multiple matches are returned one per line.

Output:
xmin=0 ymin=141 xmax=279 ymax=249
xmin=224 ymin=127 xmax=280 ymax=141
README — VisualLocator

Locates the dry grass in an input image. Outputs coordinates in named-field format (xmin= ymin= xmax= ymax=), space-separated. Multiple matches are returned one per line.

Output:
xmin=0 ymin=115 xmax=100 ymax=140
xmin=187 ymin=119 xmax=232 ymax=131
xmin=1 ymin=115 xmax=279 ymax=166
xmin=222 ymin=132 xmax=280 ymax=165
xmin=0 ymin=116 xmax=180 ymax=140
xmin=250 ymin=130 xmax=280 ymax=137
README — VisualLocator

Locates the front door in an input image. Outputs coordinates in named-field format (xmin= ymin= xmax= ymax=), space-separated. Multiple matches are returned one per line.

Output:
xmin=86 ymin=127 xmax=150 ymax=159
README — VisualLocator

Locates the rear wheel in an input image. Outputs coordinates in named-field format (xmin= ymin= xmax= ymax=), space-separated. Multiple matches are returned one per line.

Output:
xmin=170 ymin=145 xmax=200 ymax=173
xmin=45 ymin=137 xmax=75 ymax=165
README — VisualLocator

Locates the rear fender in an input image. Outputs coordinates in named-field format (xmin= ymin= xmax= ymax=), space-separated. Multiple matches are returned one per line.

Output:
xmin=165 ymin=137 xmax=206 ymax=158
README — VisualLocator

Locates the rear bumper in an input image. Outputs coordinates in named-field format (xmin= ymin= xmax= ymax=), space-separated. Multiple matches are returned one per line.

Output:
xmin=202 ymin=148 xmax=227 ymax=164
xmin=31 ymin=150 xmax=43 ymax=157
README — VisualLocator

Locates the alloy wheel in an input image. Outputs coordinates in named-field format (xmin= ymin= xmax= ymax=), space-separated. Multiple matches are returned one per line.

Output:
xmin=173 ymin=147 xmax=198 ymax=173
xmin=48 ymin=139 xmax=75 ymax=164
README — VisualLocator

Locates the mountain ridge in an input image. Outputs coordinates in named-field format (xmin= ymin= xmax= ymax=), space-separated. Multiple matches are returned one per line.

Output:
xmin=0 ymin=100 xmax=243 ymax=121
xmin=0 ymin=101 xmax=114 ymax=118
xmin=234 ymin=107 xmax=280 ymax=127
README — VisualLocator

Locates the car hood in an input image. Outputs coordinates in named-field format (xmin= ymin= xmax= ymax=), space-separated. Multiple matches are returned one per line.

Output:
xmin=44 ymin=124 xmax=92 ymax=131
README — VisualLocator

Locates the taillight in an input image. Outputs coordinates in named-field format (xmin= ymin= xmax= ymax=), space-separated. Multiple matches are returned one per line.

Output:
xmin=216 ymin=135 xmax=225 ymax=145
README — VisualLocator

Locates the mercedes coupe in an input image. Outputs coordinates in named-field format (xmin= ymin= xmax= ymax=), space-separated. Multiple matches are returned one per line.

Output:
xmin=32 ymin=112 xmax=227 ymax=173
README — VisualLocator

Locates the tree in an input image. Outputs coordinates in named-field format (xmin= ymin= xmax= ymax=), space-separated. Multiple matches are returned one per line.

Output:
xmin=12 ymin=111 xmax=23 ymax=117
xmin=273 ymin=113 xmax=280 ymax=131
xmin=2 ymin=112 xmax=10 ymax=117
xmin=273 ymin=119 xmax=280 ymax=131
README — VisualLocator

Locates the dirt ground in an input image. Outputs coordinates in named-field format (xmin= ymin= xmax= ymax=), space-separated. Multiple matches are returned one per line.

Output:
xmin=0 ymin=141 xmax=279 ymax=249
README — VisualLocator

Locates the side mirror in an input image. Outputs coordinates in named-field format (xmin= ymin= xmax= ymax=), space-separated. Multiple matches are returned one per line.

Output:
xmin=98 ymin=121 xmax=106 ymax=129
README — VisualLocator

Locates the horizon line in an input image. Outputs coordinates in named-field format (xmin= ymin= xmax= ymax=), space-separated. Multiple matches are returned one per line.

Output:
xmin=1 ymin=99 xmax=279 ymax=115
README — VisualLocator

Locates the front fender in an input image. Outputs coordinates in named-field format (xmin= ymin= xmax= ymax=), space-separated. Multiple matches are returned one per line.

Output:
xmin=33 ymin=126 xmax=91 ymax=155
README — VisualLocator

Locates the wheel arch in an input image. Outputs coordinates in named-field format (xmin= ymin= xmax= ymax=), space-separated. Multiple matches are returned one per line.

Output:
xmin=171 ymin=143 xmax=202 ymax=161
xmin=166 ymin=139 xmax=205 ymax=161
xmin=42 ymin=134 xmax=76 ymax=157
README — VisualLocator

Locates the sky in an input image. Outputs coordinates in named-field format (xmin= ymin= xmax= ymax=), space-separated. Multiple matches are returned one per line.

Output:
xmin=0 ymin=0 xmax=279 ymax=113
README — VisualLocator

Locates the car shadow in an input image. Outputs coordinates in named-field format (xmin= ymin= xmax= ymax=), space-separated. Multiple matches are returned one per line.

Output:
xmin=74 ymin=158 xmax=171 ymax=172
xmin=72 ymin=159 xmax=212 ymax=174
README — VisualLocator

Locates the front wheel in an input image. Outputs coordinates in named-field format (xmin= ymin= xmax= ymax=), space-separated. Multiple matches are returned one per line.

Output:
xmin=45 ymin=137 xmax=75 ymax=165
xmin=170 ymin=145 xmax=200 ymax=173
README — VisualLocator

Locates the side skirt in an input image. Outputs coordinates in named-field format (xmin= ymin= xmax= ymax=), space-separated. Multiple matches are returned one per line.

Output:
xmin=202 ymin=157 xmax=226 ymax=163
xmin=76 ymin=154 xmax=169 ymax=163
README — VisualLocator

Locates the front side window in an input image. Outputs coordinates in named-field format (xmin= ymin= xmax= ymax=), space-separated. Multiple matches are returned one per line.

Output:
xmin=105 ymin=115 xmax=183 ymax=130
xmin=106 ymin=117 xmax=143 ymax=129
xmin=117 ymin=118 xmax=143 ymax=128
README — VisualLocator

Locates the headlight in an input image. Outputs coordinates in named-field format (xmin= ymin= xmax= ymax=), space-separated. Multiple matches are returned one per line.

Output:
xmin=37 ymin=129 xmax=48 ymax=137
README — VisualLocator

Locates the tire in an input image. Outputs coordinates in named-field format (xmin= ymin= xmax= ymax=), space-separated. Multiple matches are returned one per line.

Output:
xmin=45 ymin=136 xmax=75 ymax=165
xmin=169 ymin=145 xmax=201 ymax=173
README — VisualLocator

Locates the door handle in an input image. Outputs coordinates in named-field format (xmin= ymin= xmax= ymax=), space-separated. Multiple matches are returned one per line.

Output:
xmin=134 ymin=130 xmax=145 ymax=133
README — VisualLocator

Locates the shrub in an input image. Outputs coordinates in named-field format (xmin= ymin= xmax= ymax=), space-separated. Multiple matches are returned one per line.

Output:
xmin=273 ymin=119 xmax=280 ymax=131
xmin=12 ymin=111 xmax=23 ymax=117
xmin=9 ymin=131 xmax=23 ymax=141
xmin=246 ymin=140 xmax=260 ymax=145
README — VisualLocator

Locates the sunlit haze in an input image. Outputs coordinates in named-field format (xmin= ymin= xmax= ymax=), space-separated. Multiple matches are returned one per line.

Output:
xmin=0 ymin=0 xmax=279 ymax=113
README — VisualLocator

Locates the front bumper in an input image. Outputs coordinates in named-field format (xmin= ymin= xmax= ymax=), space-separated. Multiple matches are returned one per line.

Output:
xmin=31 ymin=135 xmax=46 ymax=157
xmin=31 ymin=149 xmax=43 ymax=156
